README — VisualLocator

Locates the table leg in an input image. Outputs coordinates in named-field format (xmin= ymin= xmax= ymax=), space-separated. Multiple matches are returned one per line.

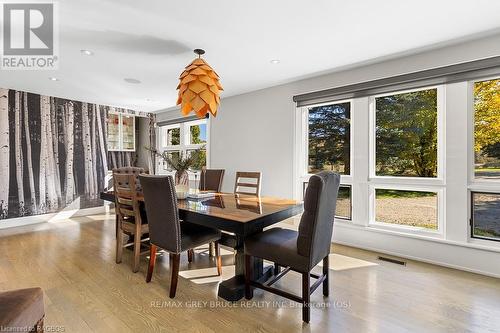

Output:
xmin=217 ymin=234 xmax=273 ymax=301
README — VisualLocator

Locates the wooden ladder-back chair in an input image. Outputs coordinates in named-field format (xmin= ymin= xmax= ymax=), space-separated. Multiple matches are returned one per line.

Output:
xmin=114 ymin=172 xmax=149 ymax=273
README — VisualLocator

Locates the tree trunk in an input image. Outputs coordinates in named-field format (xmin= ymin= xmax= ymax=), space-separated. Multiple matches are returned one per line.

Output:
xmin=38 ymin=96 xmax=47 ymax=213
xmin=51 ymin=97 xmax=61 ymax=200
xmin=44 ymin=98 xmax=58 ymax=210
xmin=96 ymin=105 xmax=108 ymax=176
xmin=0 ymin=89 xmax=9 ymax=218
xmin=82 ymin=103 xmax=90 ymax=195
xmin=14 ymin=92 xmax=25 ymax=216
xmin=65 ymin=102 xmax=75 ymax=204
xmin=23 ymin=92 xmax=36 ymax=214
xmin=91 ymin=104 xmax=98 ymax=198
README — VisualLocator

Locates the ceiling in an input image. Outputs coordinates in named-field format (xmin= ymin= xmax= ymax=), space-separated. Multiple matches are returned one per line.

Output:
xmin=1 ymin=0 xmax=500 ymax=112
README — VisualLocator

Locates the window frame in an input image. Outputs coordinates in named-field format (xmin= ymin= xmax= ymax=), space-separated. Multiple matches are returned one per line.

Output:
xmin=470 ymin=190 xmax=500 ymax=243
xmin=368 ymin=85 xmax=445 ymax=185
xmin=368 ymin=184 xmax=444 ymax=236
xmin=297 ymin=99 xmax=354 ymax=223
xmin=469 ymin=76 xmax=500 ymax=185
xmin=467 ymin=76 xmax=500 ymax=244
xmin=158 ymin=118 xmax=209 ymax=174
xmin=364 ymin=86 xmax=446 ymax=235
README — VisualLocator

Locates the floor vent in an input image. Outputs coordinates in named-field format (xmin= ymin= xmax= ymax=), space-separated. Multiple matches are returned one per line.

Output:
xmin=377 ymin=256 xmax=406 ymax=266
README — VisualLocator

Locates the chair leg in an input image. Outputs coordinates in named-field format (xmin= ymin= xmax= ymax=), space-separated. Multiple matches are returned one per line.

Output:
xmin=116 ymin=222 xmax=123 ymax=264
xmin=169 ymin=253 xmax=180 ymax=298
xmin=209 ymin=242 xmax=215 ymax=257
xmin=215 ymin=241 xmax=222 ymax=276
xmin=146 ymin=244 xmax=157 ymax=283
xmin=115 ymin=214 xmax=119 ymax=239
xmin=274 ymin=263 xmax=281 ymax=275
xmin=187 ymin=249 xmax=194 ymax=263
xmin=323 ymin=255 xmax=329 ymax=297
xmin=302 ymin=272 xmax=310 ymax=323
xmin=245 ymin=254 xmax=253 ymax=299
xmin=132 ymin=224 xmax=141 ymax=273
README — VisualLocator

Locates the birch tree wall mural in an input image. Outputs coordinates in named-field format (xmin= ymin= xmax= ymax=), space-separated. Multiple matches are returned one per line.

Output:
xmin=0 ymin=88 xmax=149 ymax=220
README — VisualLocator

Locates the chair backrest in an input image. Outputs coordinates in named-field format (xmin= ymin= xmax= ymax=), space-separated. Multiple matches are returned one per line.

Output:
xmin=199 ymin=169 xmax=225 ymax=192
xmin=113 ymin=173 xmax=142 ymax=224
xmin=139 ymin=175 xmax=181 ymax=253
xmin=112 ymin=167 xmax=146 ymax=192
xmin=297 ymin=171 xmax=340 ymax=268
xmin=234 ymin=171 xmax=262 ymax=196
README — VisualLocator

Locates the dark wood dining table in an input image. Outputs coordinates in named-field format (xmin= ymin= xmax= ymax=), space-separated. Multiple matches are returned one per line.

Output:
xmin=100 ymin=191 xmax=303 ymax=301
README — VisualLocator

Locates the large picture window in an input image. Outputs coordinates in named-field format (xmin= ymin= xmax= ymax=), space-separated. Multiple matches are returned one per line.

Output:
xmin=374 ymin=88 xmax=438 ymax=178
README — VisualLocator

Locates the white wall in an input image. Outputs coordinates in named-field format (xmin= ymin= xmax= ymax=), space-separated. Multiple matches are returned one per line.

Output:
xmin=156 ymin=34 xmax=500 ymax=277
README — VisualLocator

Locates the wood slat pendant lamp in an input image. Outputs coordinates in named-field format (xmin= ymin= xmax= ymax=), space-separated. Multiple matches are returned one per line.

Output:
xmin=176 ymin=49 xmax=223 ymax=118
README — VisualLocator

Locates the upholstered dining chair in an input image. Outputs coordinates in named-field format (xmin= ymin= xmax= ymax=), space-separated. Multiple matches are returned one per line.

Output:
xmin=234 ymin=171 xmax=262 ymax=196
xmin=199 ymin=168 xmax=225 ymax=192
xmin=113 ymin=172 xmax=149 ymax=273
xmin=139 ymin=175 xmax=223 ymax=298
xmin=244 ymin=171 xmax=340 ymax=323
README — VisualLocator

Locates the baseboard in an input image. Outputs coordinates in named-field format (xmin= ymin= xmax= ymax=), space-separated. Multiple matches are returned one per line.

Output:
xmin=0 ymin=205 xmax=107 ymax=230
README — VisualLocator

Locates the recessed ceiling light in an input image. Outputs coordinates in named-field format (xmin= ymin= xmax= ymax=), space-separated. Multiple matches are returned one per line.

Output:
xmin=124 ymin=78 xmax=141 ymax=84
xmin=49 ymin=77 xmax=59 ymax=81
xmin=80 ymin=49 xmax=94 ymax=56
xmin=270 ymin=59 xmax=280 ymax=64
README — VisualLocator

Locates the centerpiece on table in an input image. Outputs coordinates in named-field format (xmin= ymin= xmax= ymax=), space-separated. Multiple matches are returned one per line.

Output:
xmin=145 ymin=146 xmax=205 ymax=196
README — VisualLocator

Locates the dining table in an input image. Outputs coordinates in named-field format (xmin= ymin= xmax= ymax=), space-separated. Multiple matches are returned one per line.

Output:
xmin=100 ymin=191 xmax=304 ymax=301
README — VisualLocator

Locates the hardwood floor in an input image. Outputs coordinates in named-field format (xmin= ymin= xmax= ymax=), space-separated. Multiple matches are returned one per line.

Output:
xmin=1 ymin=213 xmax=499 ymax=332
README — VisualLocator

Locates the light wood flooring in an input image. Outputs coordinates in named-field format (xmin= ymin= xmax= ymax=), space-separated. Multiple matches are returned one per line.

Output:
xmin=0 ymin=213 xmax=499 ymax=333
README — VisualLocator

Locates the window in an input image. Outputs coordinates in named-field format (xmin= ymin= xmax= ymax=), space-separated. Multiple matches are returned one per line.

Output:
xmin=367 ymin=87 xmax=443 ymax=233
xmin=471 ymin=192 xmax=500 ymax=241
xmin=308 ymin=102 xmax=351 ymax=174
xmin=163 ymin=126 xmax=180 ymax=147
xmin=159 ymin=119 xmax=208 ymax=173
xmin=374 ymin=88 xmax=438 ymax=178
xmin=189 ymin=122 xmax=207 ymax=145
xmin=303 ymin=182 xmax=351 ymax=220
xmin=473 ymin=78 xmax=500 ymax=180
xmin=374 ymin=189 xmax=438 ymax=230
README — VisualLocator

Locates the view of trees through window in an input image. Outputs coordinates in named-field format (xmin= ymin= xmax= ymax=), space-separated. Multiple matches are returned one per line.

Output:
xmin=161 ymin=121 xmax=207 ymax=171
xmin=375 ymin=189 xmax=438 ymax=230
xmin=308 ymin=102 xmax=350 ymax=174
xmin=375 ymin=89 xmax=438 ymax=177
xmin=474 ymin=78 xmax=500 ymax=180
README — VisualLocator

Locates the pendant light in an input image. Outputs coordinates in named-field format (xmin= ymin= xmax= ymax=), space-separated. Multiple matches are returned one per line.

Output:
xmin=176 ymin=49 xmax=223 ymax=118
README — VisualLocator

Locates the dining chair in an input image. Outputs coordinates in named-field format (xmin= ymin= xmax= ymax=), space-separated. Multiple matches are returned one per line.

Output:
xmin=112 ymin=167 xmax=146 ymax=237
xmin=139 ymin=175 xmax=223 ymax=298
xmin=199 ymin=168 xmax=225 ymax=192
xmin=234 ymin=171 xmax=262 ymax=196
xmin=244 ymin=171 xmax=340 ymax=323
xmin=114 ymin=172 xmax=149 ymax=273
xmin=199 ymin=168 xmax=225 ymax=257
